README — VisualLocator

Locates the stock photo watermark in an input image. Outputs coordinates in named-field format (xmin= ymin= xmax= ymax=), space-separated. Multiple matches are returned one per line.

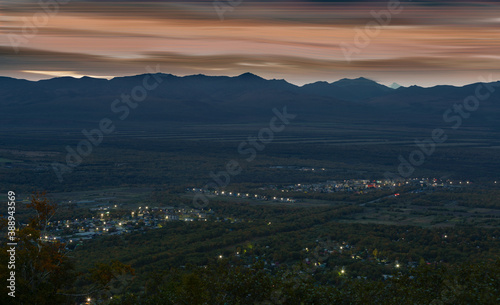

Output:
xmin=7 ymin=0 xmax=73 ymax=53
xmin=261 ymin=237 xmax=339 ymax=304
xmin=51 ymin=65 xmax=163 ymax=183
xmin=385 ymin=74 xmax=500 ymax=182
xmin=213 ymin=0 xmax=243 ymax=21
xmin=340 ymin=0 xmax=404 ymax=62
xmin=193 ymin=107 xmax=296 ymax=209
xmin=6 ymin=191 xmax=17 ymax=298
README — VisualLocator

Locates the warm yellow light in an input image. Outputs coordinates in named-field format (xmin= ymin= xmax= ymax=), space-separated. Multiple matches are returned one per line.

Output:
xmin=22 ymin=70 xmax=115 ymax=79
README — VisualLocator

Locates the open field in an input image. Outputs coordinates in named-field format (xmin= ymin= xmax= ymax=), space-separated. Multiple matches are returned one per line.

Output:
xmin=2 ymin=122 xmax=499 ymax=227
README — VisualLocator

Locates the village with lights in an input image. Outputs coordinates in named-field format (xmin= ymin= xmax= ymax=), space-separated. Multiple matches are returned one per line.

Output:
xmin=190 ymin=177 xmax=473 ymax=203
xmin=36 ymin=176 xmax=479 ymax=248
xmin=10 ymin=173 xmax=498 ymax=305
xmin=40 ymin=205 xmax=215 ymax=248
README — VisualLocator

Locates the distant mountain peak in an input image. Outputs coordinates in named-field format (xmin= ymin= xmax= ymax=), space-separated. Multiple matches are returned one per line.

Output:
xmin=390 ymin=82 xmax=401 ymax=89
xmin=333 ymin=77 xmax=382 ymax=87
xmin=340 ymin=77 xmax=371 ymax=82
xmin=300 ymin=77 xmax=392 ymax=102
xmin=236 ymin=72 xmax=264 ymax=80
xmin=353 ymin=77 xmax=372 ymax=81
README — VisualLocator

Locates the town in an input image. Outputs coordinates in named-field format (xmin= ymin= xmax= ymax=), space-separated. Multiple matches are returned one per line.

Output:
xmin=190 ymin=177 xmax=471 ymax=203
xmin=29 ymin=176 xmax=476 ymax=250
xmin=39 ymin=205 xmax=215 ymax=247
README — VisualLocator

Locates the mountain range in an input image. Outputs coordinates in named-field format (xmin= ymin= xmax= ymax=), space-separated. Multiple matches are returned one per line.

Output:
xmin=1 ymin=73 xmax=499 ymax=131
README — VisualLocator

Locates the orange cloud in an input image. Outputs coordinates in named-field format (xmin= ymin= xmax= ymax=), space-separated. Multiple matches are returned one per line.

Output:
xmin=1 ymin=1 xmax=500 ymax=86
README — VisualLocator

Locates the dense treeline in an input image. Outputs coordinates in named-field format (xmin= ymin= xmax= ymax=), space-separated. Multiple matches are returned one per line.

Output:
xmin=376 ymin=188 xmax=500 ymax=209
xmin=108 ymin=259 xmax=500 ymax=305
xmin=2 ymin=193 xmax=500 ymax=304
xmin=72 ymin=201 xmax=500 ymax=291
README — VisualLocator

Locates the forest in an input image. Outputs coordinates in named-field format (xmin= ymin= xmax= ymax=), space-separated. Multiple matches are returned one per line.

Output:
xmin=1 ymin=120 xmax=500 ymax=304
xmin=1 ymin=193 xmax=499 ymax=304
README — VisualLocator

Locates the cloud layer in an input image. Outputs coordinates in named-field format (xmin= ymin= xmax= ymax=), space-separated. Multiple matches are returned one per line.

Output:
xmin=1 ymin=1 xmax=500 ymax=86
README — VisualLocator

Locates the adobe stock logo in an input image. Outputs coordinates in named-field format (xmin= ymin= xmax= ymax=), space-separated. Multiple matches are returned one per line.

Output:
xmin=213 ymin=0 xmax=243 ymax=20
xmin=192 ymin=107 xmax=296 ymax=209
xmin=7 ymin=0 xmax=73 ymax=53
xmin=52 ymin=65 xmax=163 ymax=183
xmin=385 ymin=74 xmax=499 ymax=183
xmin=340 ymin=0 xmax=404 ymax=62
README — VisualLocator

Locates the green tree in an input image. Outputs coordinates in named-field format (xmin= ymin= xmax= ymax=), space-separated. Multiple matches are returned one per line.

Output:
xmin=0 ymin=192 xmax=134 ymax=305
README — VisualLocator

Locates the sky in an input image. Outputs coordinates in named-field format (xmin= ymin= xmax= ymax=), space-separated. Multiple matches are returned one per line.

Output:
xmin=1 ymin=0 xmax=500 ymax=87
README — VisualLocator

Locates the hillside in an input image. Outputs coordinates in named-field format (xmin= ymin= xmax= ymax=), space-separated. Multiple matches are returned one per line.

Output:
xmin=1 ymin=73 xmax=499 ymax=131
